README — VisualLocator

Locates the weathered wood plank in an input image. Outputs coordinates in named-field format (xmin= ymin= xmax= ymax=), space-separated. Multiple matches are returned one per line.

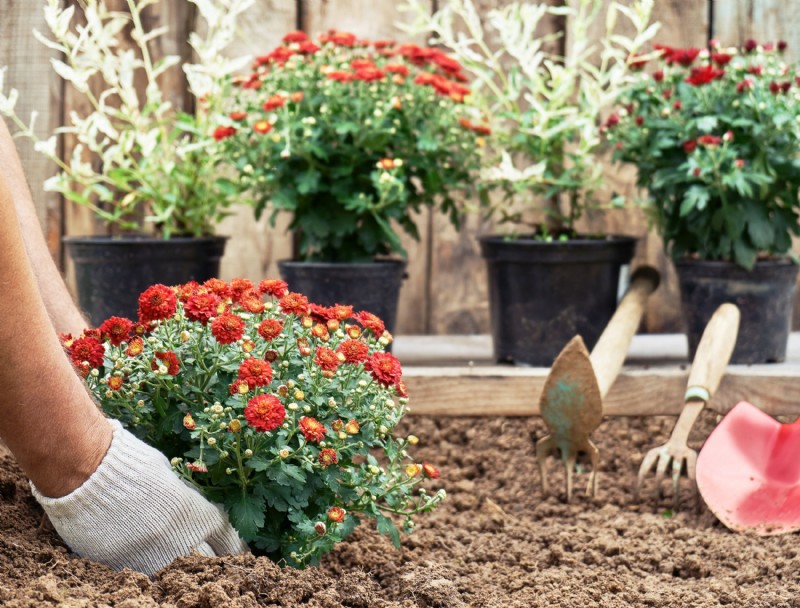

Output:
xmin=713 ymin=0 xmax=800 ymax=63
xmin=574 ymin=0 xmax=708 ymax=334
xmin=0 ymin=3 xmax=63 ymax=261
xmin=300 ymin=0 xmax=434 ymax=334
xmin=427 ymin=0 xmax=565 ymax=335
xmin=213 ymin=0 xmax=297 ymax=283
xmin=396 ymin=333 xmax=800 ymax=416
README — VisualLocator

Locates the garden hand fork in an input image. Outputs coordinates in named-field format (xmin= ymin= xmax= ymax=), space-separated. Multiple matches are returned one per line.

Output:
xmin=636 ymin=303 xmax=740 ymax=507
xmin=537 ymin=266 xmax=660 ymax=501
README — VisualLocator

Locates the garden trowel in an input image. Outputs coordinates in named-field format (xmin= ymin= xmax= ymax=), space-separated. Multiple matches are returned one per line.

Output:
xmin=536 ymin=266 xmax=660 ymax=501
xmin=696 ymin=401 xmax=800 ymax=535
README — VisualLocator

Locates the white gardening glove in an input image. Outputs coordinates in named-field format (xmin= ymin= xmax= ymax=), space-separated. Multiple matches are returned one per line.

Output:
xmin=31 ymin=419 xmax=248 ymax=576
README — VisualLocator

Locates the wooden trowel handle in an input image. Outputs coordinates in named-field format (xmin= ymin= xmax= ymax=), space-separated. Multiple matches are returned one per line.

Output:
xmin=687 ymin=303 xmax=740 ymax=396
xmin=589 ymin=266 xmax=659 ymax=398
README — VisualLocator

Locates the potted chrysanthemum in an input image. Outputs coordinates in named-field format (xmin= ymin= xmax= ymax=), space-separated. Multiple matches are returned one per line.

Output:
xmin=405 ymin=0 xmax=659 ymax=365
xmin=216 ymin=30 xmax=486 ymax=335
xmin=64 ymin=277 xmax=444 ymax=567
xmin=609 ymin=40 xmax=800 ymax=363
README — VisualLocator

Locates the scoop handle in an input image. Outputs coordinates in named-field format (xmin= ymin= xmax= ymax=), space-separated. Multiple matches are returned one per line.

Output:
xmin=589 ymin=266 xmax=660 ymax=398
xmin=686 ymin=303 xmax=740 ymax=397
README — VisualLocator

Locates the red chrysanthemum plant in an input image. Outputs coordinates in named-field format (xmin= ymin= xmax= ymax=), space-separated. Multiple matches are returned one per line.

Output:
xmin=64 ymin=278 xmax=444 ymax=567
xmin=608 ymin=40 xmax=800 ymax=269
xmin=217 ymin=30 xmax=487 ymax=262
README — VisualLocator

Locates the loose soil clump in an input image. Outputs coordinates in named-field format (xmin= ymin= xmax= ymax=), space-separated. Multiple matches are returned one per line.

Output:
xmin=1 ymin=414 xmax=798 ymax=607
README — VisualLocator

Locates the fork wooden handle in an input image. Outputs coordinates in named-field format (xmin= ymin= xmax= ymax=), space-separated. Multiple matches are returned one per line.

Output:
xmin=686 ymin=303 xmax=741 ymax=398
xmin=589 ymin=266 xmax=659 ymax=399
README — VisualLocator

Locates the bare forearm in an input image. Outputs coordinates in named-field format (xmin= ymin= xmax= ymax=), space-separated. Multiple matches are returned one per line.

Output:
xmin=0 ymin=118 xmax=88 ymax=335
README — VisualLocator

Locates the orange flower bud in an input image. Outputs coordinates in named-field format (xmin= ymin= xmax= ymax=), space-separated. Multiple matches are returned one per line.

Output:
xmin=331 ymin=419 xmax=344 ymax=431
xmin=327 ymin=319 xmax=340 ymax=332
xmin=406 ymin=464 xmax=421 ymax=478
xmin=345 ymin=419 xmax=360 ymax=435
xmin=327 ymin=506 xmax=346 ymax=523
xmin=228 ymin=419 xmax=242 ymax=432
xmin=183 ymin=413 xmax=196 ymax=430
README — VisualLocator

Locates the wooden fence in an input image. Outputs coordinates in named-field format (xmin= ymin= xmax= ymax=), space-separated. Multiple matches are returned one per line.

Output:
xmin=2 ymin=0 xmax=798 ymax=335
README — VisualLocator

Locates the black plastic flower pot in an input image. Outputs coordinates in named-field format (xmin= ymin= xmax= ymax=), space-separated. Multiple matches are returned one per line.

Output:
xmin=278 ymin=259 xmax=407 ymax=338
xmin=64 ymin=235 xmax=228 ymax=327
xmin=676 ymin=258 xmax=799 ymax=364
xmin=479 ymin=235 xmax=637 ymax=366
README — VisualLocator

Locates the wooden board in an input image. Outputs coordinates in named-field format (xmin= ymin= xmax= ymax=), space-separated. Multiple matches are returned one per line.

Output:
xmin=214 ymin=0 xmax=297 ymax=283
xmin=301 ymin=0 xmax=434 ymax=334
xmin=573 ymin=0 xmax=709 ymax=334
xmin=427 ymin=0 xmax=564 ymax=335
xmin=0 ymin=4 xmax=63 ymax=261
xmin=395 ymin=334 xmax=800 ymax=416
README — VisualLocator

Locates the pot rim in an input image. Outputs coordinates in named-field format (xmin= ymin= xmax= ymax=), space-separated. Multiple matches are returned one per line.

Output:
xmin=62 ymin=234 xmax=229 ymax=244
xmin=478 ymin=233 xmax=637 ymax=246
xmin=675 ymin=257 xmax=798 ymax=268
xmin=278 ymin=258 xmax=407 ymax=268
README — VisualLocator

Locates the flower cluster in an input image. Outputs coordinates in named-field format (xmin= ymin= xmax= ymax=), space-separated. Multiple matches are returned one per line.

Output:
xmin=608 ymin=40 xmax=800 ymax=269
xmin=63 ymin=278 xmax=444 ymax=567
xmin=216 ymin=30 xmax=486 ymax=262
xmin=0 ymin=0 xmax=253 ymax=238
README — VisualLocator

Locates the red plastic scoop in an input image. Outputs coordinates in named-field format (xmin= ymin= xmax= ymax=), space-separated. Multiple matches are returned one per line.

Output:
xmin=696 ymin=401 xmax=800 ymax=535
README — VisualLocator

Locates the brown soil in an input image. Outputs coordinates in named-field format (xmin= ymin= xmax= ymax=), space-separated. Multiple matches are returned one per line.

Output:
xmin=1 ymin=413 xmax=799 ymax=607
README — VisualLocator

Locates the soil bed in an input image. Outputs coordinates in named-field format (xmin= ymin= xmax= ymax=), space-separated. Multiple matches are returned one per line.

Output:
xmin=1 ymin=414 xmax=798 ymax=607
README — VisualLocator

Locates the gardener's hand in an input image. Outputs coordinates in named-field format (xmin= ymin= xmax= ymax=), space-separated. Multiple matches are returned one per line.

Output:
xmin=31 ymin=419 xmax=248 ymax=576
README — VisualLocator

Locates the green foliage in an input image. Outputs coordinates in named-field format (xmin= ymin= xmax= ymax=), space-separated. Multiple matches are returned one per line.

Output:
xmin=74 ymin=278 xmax=444 ymax=567
xmin=609 ymin=42 xmax=800 ymax=269
xmin=219 ymin=32 xmax=485 ymax=262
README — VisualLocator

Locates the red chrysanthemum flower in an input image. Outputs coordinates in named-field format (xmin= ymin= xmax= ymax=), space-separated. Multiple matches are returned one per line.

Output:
xmin=353 ymin=67 xmax=385 ymax=82
xmin=326 ymin=70 xmax=353 ymax=82
xmin=432 ymin=51 xmax=462 ymax=74
xmin=211 ymin=312 xmax=246 ymax=344
xmin=743 ymin=38 xmax=758 ymax=53
xmin=711 ymin=52 xmax=733 ymax=66
xmin=244 ymin=394 xmax=286 ymax=432
xmin=138 ymin=284 xmax=178 ymax=323
xmin=204 ymin=278 xmax=232 ymax=299
xmin=263 ymin=94 xmax=286 ymax=111
xmin=683 ymin=139 xmax=697 ymax=153
xmin=259 ymin=279 xmax=289 ymax=298
xmin=107 ymin=376 xmax=124 ymax=391
xmin=229 ymin=278 xmax=255 ymax=303
xmin=396 ymin=380 xmax=408 ymax=398
xmin=152 ymin=351 xmax=180 ymax=376
xmin=213 ymin=125 xmax=237 ymax=141
xmin=99 ymin=316 xmax=134 ymax=346
xmin=69 ymin=337 xmax=105 ymax=368
xmin=365 ymin=352 xmax=403 ymax=386
xmin=318 ymin=448 xmax=338 ymax=468
xmin=297 ymin=41 xmax=319 ymax=54
xmin=328 ymin=506 xmax=346 ymax=523
xmin=666 ymin=47 xmax=700 ymax=66
xmin=422 ymin=463 xmax=440 ymax=479
xmin=125 ymin=336 xmax=144 ymax=357
xmin=283 ymin=30 xmax=308 ymax=44
xmin=176 ymin=281 xmax=202 ymax=303
xmin=254 ymin=120 xmax=272 ymax=135
xmin=289 ymin=91 xmax=304 ymax=103
xmin=685 ymin=65 xmax=725 ymax=86
xmin=299 ymin=416 xmax=326 ymax=443
xmin=321 ymin=31 xmax=357 ymax=47
xmin=653 ymin=70 xmax=664 ymax=82
xmin=230 ymin=379 xmax=250 ymax=395
xmin=185 ymin=292 xmax=224 ymax=325
xmin=239 ymin=288 xmax=266 ymax=313
xmin=312 ymin=323 xmax=330 ymax=341
xmin=229 ymin=111 xmax=247 ymax=121
xmin=697 ymin=134 xmax=722 ymax=146
xmin=350 ymin=59 xmax=376 ymax=70
xmin=309 ymin=303 xmax=332 ymax=323
xmin=186 ymin=460 xmax=208 ymax=473
xmin=280 ymin=292 xmax=310 ymax=316
xmin=258 ymin=318 xmax=284 ymax=341
xmin=336 ymin=339 xmax=369 ymax=364
xmin=238 ymin=358 xmax=274 ymax=388
xmin=373 ymin=39 xmax=395 ymax=49
xmin=384 ymin=63 xmax=409 ymax=76
xmin=355 ymin=311 xmax=385 ymax=337
xmin=315 ymin=347 xmax=340 ymax=371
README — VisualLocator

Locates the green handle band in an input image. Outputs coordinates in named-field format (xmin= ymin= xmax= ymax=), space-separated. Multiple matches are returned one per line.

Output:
xmin=684 ymin=386 xmax=710 ymax=403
